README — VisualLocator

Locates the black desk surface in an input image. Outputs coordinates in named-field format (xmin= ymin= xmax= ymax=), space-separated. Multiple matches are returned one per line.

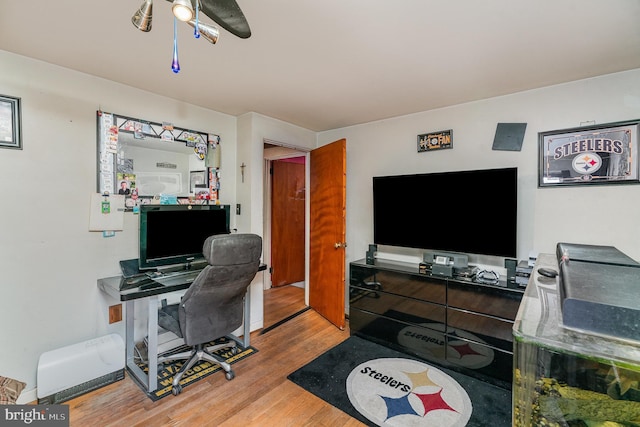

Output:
xmin=98 ymin=263 xmax=267 ymax=301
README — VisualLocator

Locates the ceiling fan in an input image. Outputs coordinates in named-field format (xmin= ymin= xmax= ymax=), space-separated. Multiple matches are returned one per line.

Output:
xmin=195 ymin=0 xmax=251 ymax=39
xmin=131 ymin=0 xmax=251 ymax=71
xmin=133 ymin=0 xmax=251 ymax=39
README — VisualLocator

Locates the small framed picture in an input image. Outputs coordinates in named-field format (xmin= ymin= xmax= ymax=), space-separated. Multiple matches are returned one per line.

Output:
xmin=0 ymin=95 xmax=22 ymax=150
xmin=418 ymin=129 xmax=452 ymax=152
xmin=538 ymin=119 xmax=640 ymax=187
xmin=190 ymin=170 xmax=208 ymax=192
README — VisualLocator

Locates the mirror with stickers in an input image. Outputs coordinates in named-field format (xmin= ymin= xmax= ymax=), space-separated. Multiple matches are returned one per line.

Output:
xmin=96 ymin=111 xmax=220 ymax=207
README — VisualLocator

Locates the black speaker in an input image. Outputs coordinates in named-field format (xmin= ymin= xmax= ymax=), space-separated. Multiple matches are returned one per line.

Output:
xmin=492 ymin=123 xmax=527 ymax=151
xmin=505 ymin=258 xmax=517 ymax=287
xmin=366 ymin=244 xmax=377 ymax=265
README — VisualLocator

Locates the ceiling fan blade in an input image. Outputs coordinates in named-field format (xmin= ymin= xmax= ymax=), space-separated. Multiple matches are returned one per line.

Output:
xmin=199 ymin=0 xmax=251 ymax=39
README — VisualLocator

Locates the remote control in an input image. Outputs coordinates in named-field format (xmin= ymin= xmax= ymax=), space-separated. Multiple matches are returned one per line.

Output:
xmin=537 ymin=268 xmax=558 ymax=278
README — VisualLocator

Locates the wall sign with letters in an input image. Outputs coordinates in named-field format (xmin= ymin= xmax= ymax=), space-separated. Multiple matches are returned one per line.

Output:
xmin=538 ymin=119 xmax=640 ymax=187
xmin=418 ymin=129 xmax=452 ymax=153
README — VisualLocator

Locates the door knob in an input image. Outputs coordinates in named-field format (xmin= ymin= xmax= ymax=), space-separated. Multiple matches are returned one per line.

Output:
xmin=334 ymin=242 xmax=348 ymax=249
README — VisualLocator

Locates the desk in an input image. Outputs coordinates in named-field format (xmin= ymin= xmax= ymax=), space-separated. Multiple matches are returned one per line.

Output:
xmin=98 ymin=264 xmax=266 ymax=393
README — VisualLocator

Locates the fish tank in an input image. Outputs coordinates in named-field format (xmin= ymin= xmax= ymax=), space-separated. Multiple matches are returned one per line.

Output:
xmin=513 ymin=253 xmax=640 ymax=427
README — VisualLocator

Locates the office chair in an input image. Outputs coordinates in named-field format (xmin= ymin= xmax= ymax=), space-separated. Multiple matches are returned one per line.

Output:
xmin=157 ymin=233 xmax=262 ymax=395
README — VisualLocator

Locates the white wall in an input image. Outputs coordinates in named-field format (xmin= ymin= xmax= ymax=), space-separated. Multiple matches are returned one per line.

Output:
xmin=237 ymin=112 xmax=315 ymax=241
xmin=318 ymin=69 xmax=640 ymax=269
xmin=0 ymin=51 xmax=240 ymax=398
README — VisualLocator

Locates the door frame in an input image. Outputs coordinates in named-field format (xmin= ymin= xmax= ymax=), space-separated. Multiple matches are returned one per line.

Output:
xmin=263 ymin=142 xmax=311 ymax=305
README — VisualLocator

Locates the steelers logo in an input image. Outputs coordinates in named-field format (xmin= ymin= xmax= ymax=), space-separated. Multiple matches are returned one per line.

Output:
xmin=397 ymin=323 xmax=494 ymax=370
xmin=572 ymin=152 xmax=602 ymax=175
xmin=346 ymin=358 xmax=472 ymax=426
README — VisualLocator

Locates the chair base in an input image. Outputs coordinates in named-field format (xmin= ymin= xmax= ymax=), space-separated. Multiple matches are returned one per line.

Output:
xmin=157 ymin=338 xmax=238 ymax=395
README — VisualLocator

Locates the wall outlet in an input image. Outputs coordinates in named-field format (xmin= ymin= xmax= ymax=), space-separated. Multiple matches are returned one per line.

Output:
xmin=108 ymin=304 xmax=122 ymax=324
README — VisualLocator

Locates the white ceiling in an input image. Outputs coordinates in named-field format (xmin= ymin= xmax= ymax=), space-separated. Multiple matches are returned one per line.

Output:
xmin=1 ymin=0 xmax=639 ymax=132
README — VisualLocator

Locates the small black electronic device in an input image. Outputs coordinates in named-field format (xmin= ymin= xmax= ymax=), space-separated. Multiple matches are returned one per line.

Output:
xmin=537 ymin=268 xmax=558 ymax=278
xmin=432 ymin=264 xmax=453 ymax=278
xmin=419 ymin=262 xmax=430 ymax=275
xmin=423 ymin=251 xmax=468 ymax=270
xmin=456 ymin=266 xmax=479 ymax=279
xmin=366 ymin=244 xmax=377 ymax=265
xmin=504 ymin=258 xmax=517 ymax=286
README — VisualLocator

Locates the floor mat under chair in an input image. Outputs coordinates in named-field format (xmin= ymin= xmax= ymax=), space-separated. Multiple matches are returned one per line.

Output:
xmin=133 ymin=338 xmax=258 ymax=401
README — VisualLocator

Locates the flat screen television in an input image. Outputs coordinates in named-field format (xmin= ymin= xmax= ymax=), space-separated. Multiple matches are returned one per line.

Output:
xmin=373 ymin=167 xmax=517 ymax=258
xmin=139 ymin=204 xmax=231 ymax=270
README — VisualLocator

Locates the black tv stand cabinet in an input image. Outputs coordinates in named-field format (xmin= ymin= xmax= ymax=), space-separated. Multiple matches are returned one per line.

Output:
xmin=349 ymin=258 xmax=524 ymax=388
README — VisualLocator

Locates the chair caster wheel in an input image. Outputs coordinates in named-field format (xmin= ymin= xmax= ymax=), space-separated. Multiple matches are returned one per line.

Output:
xmin=172 ymin=385 xmax=182 ymax=395
xmin=231 ymin=347 xmax=239 ymax=355
xmin=225 ymin=370 xmax=235 ymax=380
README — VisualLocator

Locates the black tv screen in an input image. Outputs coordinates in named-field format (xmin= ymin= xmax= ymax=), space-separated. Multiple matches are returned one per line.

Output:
xmin=373 ymin=167 xmax=517 ymax=258
xmin=139 ymin=204 xmax=230 ymax=270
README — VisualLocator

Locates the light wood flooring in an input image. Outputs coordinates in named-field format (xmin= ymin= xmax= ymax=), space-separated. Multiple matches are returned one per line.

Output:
xmin=65 ymin=285 xmax=364 ymax=426
xmin=263 ymin=284 xmax=307 ymax=328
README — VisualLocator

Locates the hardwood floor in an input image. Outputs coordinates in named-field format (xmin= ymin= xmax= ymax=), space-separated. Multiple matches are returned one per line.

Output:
xmin=65 ymin=286 xmax=363 ymax=426
xmin=263 ymin=285 xmax=307 ymax=328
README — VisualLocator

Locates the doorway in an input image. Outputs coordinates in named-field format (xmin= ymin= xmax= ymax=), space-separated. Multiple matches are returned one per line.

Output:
xmin=263 ymin=142 xmax=308 ymax=329
xmin=261 ymin=138 xmax=347 ymax=331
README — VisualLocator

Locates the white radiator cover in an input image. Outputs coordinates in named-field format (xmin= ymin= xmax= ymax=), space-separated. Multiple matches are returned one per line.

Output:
xmin=37 ymin=334 xmax=125 ymax=402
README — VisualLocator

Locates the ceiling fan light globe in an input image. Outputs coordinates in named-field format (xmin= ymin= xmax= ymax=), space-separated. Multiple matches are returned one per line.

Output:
xmin=172 ymin=0 xmax=194 ymax=22
xmin=131 ymin=0 xmax=153 ymax=32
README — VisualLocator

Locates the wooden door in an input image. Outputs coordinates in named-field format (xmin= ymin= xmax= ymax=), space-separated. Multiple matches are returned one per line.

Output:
xmin=271 ymin=159 xmax=305 ymax=287
xmin=309 ymin=139 xmax=346 ymax=329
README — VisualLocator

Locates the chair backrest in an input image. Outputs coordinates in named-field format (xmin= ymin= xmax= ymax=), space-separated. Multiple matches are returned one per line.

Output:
xmin=179 ymin=233 xmax=262 ymax=346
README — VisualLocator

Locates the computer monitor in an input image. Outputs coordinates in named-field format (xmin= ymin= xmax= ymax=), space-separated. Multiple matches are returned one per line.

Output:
xmin=138 ymin=204 xmax=231 ymax=270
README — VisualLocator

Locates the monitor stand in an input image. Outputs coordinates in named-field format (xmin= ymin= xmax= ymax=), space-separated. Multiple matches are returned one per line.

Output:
xmin=156 ymin=259 xmax=207 ymax=275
